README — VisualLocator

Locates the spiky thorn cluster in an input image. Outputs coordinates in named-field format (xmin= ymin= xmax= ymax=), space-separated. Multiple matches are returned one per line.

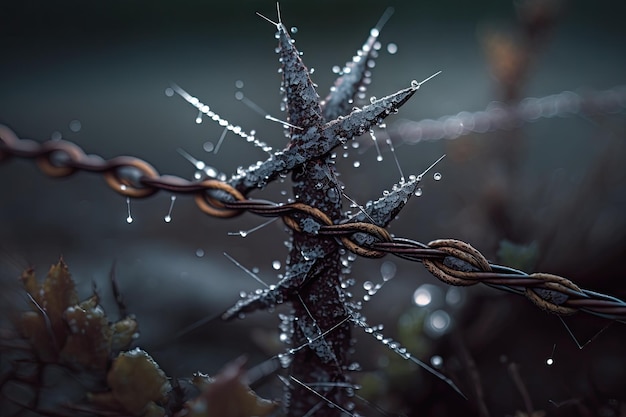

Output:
xmin=222 ymin=7 xmax=427 ymax=417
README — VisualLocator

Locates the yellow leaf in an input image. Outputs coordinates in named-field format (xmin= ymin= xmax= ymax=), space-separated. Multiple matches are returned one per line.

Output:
xmin=92 ymin=348 xmax=171 ymax=416
xmin=111 ymin=316 xmax=139 ymax=352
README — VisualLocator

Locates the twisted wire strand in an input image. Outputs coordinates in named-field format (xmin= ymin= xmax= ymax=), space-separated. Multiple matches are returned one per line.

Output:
xmin=2 ymin=125 xmax=625 ymax=321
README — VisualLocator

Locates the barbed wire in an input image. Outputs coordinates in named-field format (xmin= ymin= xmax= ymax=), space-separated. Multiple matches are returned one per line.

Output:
xmin=2 ymin=124 xmax=625 ymax=322
xmin=387 ymin=86 xmax=626 ymax=145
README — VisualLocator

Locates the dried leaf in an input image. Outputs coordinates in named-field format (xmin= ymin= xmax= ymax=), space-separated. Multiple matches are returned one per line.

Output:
xmin=177 ymin=357 xmax=277 ymax=417
xmin=19 ymin=310 xmax=58 ymax=362
xmin=61 ymin=295 xmax=112 ymax=370
xmin=110 ymin=315 xmax=140 ymax=352
xmin=18 ymin=259 xmax=78 ymax=362
xmin=89 ymin=348 xmax=171 ymax=416
xmin=19 ymin=267 xmax=41 ymax=304
xmin=41 ymin=259 xmax=79 ymax=323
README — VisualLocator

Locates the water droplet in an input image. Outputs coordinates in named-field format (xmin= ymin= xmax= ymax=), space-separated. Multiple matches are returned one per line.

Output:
xmin=239 ymin=290 xmax=247 ymax=298
xmin=386 ymin=42 xmax=398 ymax=54
xmin=348 ymin=362 xmax=361 ymax=371
xmin=546 ymin=358 xmax=554 ymax=366
xmin=164 ymin=195 xmax=176 ymax=222
xmin=195 ymin=248 xmax=204 ymax=257
xmin=433 ymin=172 xmax=442 ymax=181
xmin=415 ymin=187 xmax=423 ymax=197
xmin=69 ymin=119 xmax=81 ymax=132
xmin=370 ymin=96 xmax=377 ymax=104
xmin=411 ymin=79 xmax=419 ymax=88
xmin=290 ymin=26 xmax=298 ymax=34
xmin=252 ymin=267 xmax=260 ymax=274
xmin=279 ymin=332 xmax=289 ymax=343
xmin=272 ymin=260 xmax=281 ymax=270
xmin=427 ymin=310 xmax=451 ymax=335
xmin=353 ymin=161 xmax=361 ymax=168
xmin=380 ymin=261 xmax=397 ymax=281
xmin=164 ymin=87 xmax=174 ymax=97
xmin=195 ymin=111 xmax=203 ymax=124
xmin=431 ymin=355 xmax=443 ymax=368
xmin=376 ymin=155 xmax=383 ymax=162
xmin=445 ymin=287 xmax=463 ymax=306
xmin=203 ymin=141 xmax=214 ymax=152
xmin=413 ymin=287 xmax=432 ymax=306
xmin=363 ymin=281 xmax=373 ymax=291
xmin=125 ymin=197 xmax=133 ymax=223
xmin=235 ymin=80 xmax=244 ymax=89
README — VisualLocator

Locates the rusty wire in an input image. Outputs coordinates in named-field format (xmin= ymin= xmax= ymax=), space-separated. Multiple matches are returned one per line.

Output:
xmin=2 ymin=124 xmax=625 ymax=322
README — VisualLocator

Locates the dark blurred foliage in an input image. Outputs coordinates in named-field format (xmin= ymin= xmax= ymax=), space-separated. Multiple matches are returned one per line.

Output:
xmin=1 ymin=1 xmax=625 ymax=416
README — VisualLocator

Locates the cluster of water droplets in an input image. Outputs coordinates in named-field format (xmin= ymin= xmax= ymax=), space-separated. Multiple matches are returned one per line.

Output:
xmin=166 ymin=84 xmax=273 ymax=154
xmin=411 ymin=282 xmax=465 ymax=338
xmin=361 ymin=260 xmax=397 ymax=301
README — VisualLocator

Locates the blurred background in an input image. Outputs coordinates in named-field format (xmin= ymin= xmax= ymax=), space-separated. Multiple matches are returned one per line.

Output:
xmin=1 ymin=0 xmax=625 ymax=416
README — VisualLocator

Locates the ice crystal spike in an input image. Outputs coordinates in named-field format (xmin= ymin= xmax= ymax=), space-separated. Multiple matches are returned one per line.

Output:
xmin=322 ymin=8 xmax=394 ymax=120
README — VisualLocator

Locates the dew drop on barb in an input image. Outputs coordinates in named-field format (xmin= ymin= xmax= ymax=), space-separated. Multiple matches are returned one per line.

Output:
xmin=380 ymin=261 xmax=397 ymax=281
xmin=164 ymin=195 xmax=176 ymax=223
xmin=125 ymin=197 xmax=133 ymax=224
xmin=195 ymin=248 xmax=204 ymax=258
xmin=272 ymin=260 xmax=281 ymax=270
xmin=433 ymin=172 xmax=442 ymax=181
xmin=415 ymin=187 xmax=423 ymax=197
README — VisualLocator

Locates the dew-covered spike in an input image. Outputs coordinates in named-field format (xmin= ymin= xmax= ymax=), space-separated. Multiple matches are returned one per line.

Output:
xmin=274 ymin=12 xmax=323 ymax=132
xmin=322 ymin=8 xmax=394 ymax=120
xmin=322 ymin=85 xmax=418 ymax=147
xmin=348 ymin=175 xmax=419 ymax=229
